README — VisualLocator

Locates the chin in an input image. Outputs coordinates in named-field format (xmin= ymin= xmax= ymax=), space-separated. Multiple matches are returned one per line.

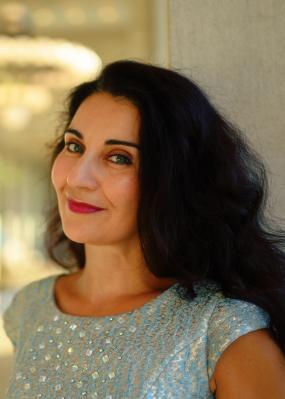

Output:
xmin=62 ymin=228 xmax=110 ymax=245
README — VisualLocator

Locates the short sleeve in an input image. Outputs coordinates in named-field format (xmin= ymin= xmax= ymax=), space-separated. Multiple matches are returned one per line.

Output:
xmin=2 ymin=288 xmax=24 ymax=351
xmin=207 ymin=296 xmax=271 ymax=380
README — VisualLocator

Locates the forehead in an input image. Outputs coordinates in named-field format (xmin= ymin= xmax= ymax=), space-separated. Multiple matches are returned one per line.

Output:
xmin=70 ymin=92 xmax=140 ymax=139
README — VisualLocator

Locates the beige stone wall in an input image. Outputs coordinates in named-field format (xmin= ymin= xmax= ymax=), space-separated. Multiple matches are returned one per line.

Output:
xmin=169 ymin=0 xmax=285 ymax=220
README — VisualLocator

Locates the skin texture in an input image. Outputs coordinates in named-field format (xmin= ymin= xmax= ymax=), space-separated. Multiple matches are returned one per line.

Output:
xmin=51 ymin=92 xmax=177 ymax=309
xmin=209 ymin=329 xmax=285 ymax=398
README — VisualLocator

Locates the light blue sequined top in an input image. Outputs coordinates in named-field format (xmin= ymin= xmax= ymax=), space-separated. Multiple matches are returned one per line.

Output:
xmin=3 ymin=273 xmax=270 ymax=399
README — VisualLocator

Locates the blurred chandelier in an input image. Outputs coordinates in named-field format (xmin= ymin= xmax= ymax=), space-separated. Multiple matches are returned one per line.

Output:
xmin=0 ymin=2 xmax=102 ymax=130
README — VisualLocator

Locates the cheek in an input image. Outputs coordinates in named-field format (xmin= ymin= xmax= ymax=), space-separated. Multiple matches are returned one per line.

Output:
xmin=51 ymin=154 xmax=67 ymax=191
xmin=113 ymin=175 xmax=139 ymax=209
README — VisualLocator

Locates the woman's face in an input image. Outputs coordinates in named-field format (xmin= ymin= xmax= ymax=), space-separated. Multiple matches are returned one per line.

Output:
xmin=51 ymin=92 xmax=141 ymax=246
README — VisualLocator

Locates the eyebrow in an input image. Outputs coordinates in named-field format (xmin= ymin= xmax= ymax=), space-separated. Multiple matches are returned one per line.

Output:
xmin=64 ymin=128 xmax=140 ymax=150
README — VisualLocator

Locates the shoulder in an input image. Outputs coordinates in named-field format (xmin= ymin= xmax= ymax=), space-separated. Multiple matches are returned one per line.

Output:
xmin=12 ymin=274 xmax=56 ymax=304
xmin=183 ymin=279 xmax=270 ymax=332
xmin=204 ymin=286 xmax=271 ymax=391
xmin=2 ymin=274 xmax=61 ymax=350
xmin=192 ymin=279 xmax=270 ymax=329
xmin=207 ymin=289 xmax=271 ymax=344
xmin=2 ymin=274 xmax=56 ymax=321
xmin=211 ymin=328 xmax=285 ymax=398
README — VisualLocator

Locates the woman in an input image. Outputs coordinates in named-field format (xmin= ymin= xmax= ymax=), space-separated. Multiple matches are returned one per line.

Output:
xmin=3 ymin=60 xmax=285 ymax=398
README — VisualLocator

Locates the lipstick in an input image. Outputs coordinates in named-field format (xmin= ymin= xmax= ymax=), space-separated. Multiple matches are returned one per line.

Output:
xmin=67 ymin=198 xmax=105 ymax=214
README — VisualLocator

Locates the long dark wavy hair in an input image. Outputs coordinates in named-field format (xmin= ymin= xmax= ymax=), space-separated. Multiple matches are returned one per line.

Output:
xmin=44 ymin=59 xmax=285 ymax=355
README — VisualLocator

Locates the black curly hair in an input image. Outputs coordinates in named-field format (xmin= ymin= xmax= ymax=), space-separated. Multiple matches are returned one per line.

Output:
xmin=44 ymin=59 xmax=285 ymax=356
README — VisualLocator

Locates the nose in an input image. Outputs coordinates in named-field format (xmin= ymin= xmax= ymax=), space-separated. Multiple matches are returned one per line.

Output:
xmin=66 ymin=155 xmax=100 ymax=191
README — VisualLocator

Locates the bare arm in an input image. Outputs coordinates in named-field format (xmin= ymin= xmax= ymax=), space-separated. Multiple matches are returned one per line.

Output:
xmin=210 ymin=329 xmax=285 ymax=399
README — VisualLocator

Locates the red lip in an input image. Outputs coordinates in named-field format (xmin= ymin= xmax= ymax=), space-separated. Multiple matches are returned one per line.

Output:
xmin=67 ymin=198 xmax=105 ymax=214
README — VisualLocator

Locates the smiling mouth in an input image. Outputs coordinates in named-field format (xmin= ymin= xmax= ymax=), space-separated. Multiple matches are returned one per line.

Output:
xmin=67 ymin=198 xmax=105 ymax=214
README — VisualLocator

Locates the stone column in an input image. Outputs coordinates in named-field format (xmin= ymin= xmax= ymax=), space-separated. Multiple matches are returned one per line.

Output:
xmin=169 ymin=0 xmax=285 ymax=218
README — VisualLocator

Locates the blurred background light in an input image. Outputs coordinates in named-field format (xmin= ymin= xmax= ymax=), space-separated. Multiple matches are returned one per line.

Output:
xmin=97 ymin=4 xmax=119 ymax=24
xmin=0 ymin=2 xmax=102 ymax=131
xmin=0 ymin=83 xmax=52 ymax=130
xmin=64 ymin=7 xmax=87 ymax=25
xmin=33 ymin=8 xmax=55 ymax=27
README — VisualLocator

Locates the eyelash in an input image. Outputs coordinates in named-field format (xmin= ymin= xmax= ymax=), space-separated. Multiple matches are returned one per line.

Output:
xmin=63 ymin=141 xmax=132 ymax=165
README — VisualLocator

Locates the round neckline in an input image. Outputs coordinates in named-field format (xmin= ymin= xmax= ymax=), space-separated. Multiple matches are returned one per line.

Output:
xmin=49 ymin=273 xmax=181 ymax=320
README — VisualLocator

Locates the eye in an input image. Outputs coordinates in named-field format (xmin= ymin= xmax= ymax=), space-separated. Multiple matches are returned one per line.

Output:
xmin=64 ymin=141 xmax=132 ymax=165
xmin=64 ymin=141 xmax=83 ymax=153
xmin=108 ymin=154 xmax=132 ymax=165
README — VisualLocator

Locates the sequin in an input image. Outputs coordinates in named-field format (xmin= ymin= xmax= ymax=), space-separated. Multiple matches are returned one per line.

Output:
xmin=70 ymin=323 xmax=78 ymax=330
xmin=92 ymin=371 xmax=99 ymax=379
xmin=86 ymin=348 xmax=93 ymax=356
xmin=3 ymin=274 xmax=271 ymax=398
xmin=15 ymin=373 xmax=22 ymax=380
